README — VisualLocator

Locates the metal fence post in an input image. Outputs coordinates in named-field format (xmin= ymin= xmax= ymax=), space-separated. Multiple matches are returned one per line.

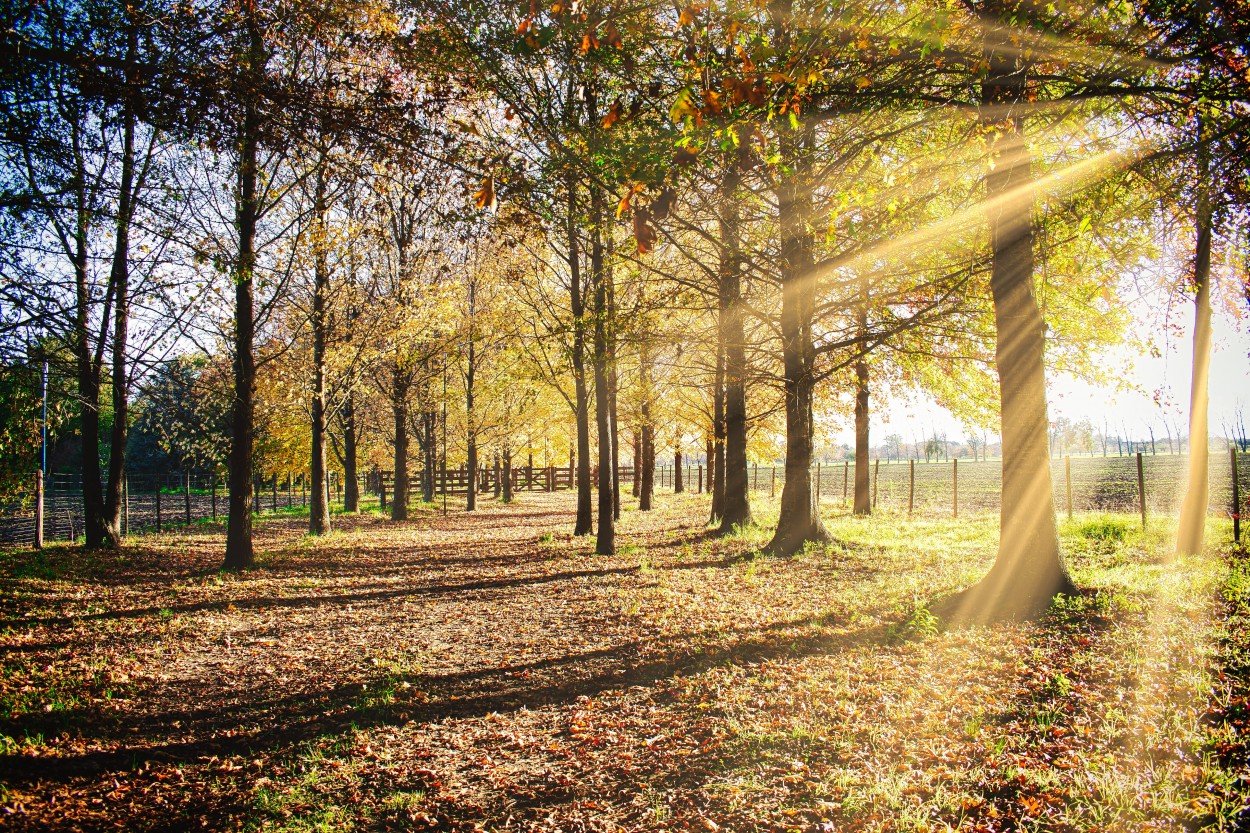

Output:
xmin=34 ymin=470 xmax=44 ymax=550
xmin=184 ymin=472 xmax=192 ymax=526
xmin=815 ymin=462 xmax=821 ymax=503
xmin=843 ymin=461 xmax=849 ymax=503
xmin=211 ymin=475 xmax=217 ymax=519
xmin=1136 ymin=452 xmax=1146 ymax=529
xmin=771 ymin=465 xmax=776 ymax=498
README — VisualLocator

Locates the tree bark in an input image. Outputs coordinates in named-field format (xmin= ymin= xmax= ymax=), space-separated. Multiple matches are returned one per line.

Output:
xmin=853 ymin=274 xmax=871 ymax=515
xmin=103 ymin=24 xmax=138 ymax=548
xmin=223 ymin=16 xmax=263 ymax=570
xmin=674 ymin=448 xmax=684 ymax=493
xmin=421 ymin=407 xmax=436 ymax=504
xmin=947 ymin=55 xmax=1074 ymax=618
xmin=391 ymin=364 xmax=410 ymax=521
xmin=502 ymin=447 xmax=513 ymax=503
xmin=640 ymin=342 xmax=655 ymax=511
xmin=342 ymin=392 xmax=359 ymax=511
xmin=590 ymin=183 xmax=615 ymax=555
xmin=309 ymin=170 xmax=331 ymax=536
xmin=766 ymin=117 xmax=829 ymax=556
xmin=568 ymin=178 xmax=593 ymax=535
xmin=1177 ymin=128 xmax=1213 ymax=556
xmin=719 ymin=166 xmax=751 ymax=532
xmin=631 ymin=430 xmax=641 ymax=497
xmin=466 ymin=275 xmax=478 ymax=512
xmin=710 ymin=342 xmax=726 ymax=523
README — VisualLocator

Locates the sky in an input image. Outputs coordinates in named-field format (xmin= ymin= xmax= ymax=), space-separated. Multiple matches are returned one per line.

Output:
xmin=836 ymin=301 xmax=1249 ymax=449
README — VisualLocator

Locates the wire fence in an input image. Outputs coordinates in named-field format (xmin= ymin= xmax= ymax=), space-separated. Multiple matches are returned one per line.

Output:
xmin=0 ymin=471 xmax=337 ymax=546
xmin=1 ymin=451 xmax=1245 ymax=547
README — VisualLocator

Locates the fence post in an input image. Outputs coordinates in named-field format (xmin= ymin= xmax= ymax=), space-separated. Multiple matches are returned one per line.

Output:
xmin=872 ymin=458 xmax=879 ymax=509
xmin=156 ymin=482 xmax=162 ymax=533
xmin=908 ymin=459 xmax=914 ymax=515
xmin=771 ymin=466 xmax=776 ymax=498
xmin=1065 ymin=455 xmax=1073 ymax=519
xmin=697 ymin=464 xmax=703 ymax=494
xmin=287 ymin=472 xmax=293 ymax=509
xmin=380 ymin=478 xmax=387 ymax=511
xmin=1233 ymin=446 xmax=1241 ymax=544
xmin=1136 ymin=451 xmax=1146 ymax=529
xmin=211 ymin=474 xmax=217 ymax=519
xmin=123 ymin=476 xmax=129 ymax=537
xmin=184 ymin=472 xmax=192 ymax=526
xmin=34 ymin=470 xmax=44 ymax=550
xmin=753 ymin=463 xmax=759 ymax=492
xmin=815 ymin=462 xmax=821 ymax=503
xmin=843 ymin=461 xmax=849 ymax=503
xmin=952 ymin=458 xmax=958 ymax=519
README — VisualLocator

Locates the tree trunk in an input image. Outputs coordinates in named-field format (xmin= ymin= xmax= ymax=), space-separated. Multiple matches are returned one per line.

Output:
xmin=342 ymin=393 xmax=359 ymax=511
xmin=502 ymin=447 xmax=513 ymax=503
xmin=590 ymin=182 xmax=615 ymax=555
xmin=1177 ymin=131 xmax=1213 ymax=556
xmin=71 ymin=151 xmax=107 ymax=548
xmin=705 ymin=435 xmax=715 ymax=498
xmin=853 ymin=275 xmax=871 ymax=516
xmin=948 ymin=56 xmax=1073 ymax=618
xmin=103 ymin=28 xmax=138 ymax=547
xmin=710 ymin=342 xmax=726 ymax=523
xmin=719 ymin=166 xmax=751 ymax=531
xmin=418 ymin=408 xmax=434 ymax=504
xmin=391 ymin=365 xmax=410 ymax=521
xmin=466 ymin=276 xmax=478 ymax=512
xmin=568 ymin=178 xmax=593 ymax=535
xmin=309 ymin=170 xmax=331 ymax=536
xmin=607 ymin=227 xmax=621 ymax=521
xmin=631 ymin=431 xmax=641 ymax=497
xmin=766 ymin=117 xmax=829 ymax=556
xmin=674 ymin=448 xmax=684 ymax=493
xmin=639 ymin=342 xmax=655 ymax=511
xmin=224 ymin=20 xmax=263 ymax=569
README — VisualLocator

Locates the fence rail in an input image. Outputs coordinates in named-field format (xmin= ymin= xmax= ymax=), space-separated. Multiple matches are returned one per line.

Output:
xmin=2 ymin=451 xmax=1245 ymax=547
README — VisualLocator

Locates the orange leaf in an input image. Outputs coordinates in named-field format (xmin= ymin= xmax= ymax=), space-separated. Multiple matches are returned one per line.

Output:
xmin=633 ymin=209 xmax=657 ymax=254
xmin=603 ymin=20 xmax=622 ymax=48
xmin=601 ymin=99 xmax=623 ymax=129
xmin=677 ymin=3 xmax=706 ymax=26
xmin=473 ymin=177 xmax=496 ymax=211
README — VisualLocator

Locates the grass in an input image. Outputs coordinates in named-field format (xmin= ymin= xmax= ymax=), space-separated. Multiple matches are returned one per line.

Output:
xmin=0 ymin=493 xmax=1244 ymax=832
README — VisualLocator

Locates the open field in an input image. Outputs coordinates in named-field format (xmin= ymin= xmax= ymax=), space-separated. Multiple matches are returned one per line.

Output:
xmin=1 ymin=492 xmax=1247 ymax=832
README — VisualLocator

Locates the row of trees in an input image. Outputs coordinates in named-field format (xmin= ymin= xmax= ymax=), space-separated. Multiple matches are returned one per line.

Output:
xmin=2 ymin=0 xmax=1247 ymax=618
